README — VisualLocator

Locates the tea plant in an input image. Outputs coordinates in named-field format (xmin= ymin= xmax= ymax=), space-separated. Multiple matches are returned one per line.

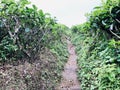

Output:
xmin=0 ymin=0 xmax=65 ymax=61
xmin=71 ymin=1 xmax=120 ymax=89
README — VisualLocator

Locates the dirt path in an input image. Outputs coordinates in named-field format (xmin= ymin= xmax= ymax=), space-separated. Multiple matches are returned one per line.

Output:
xmin=57 ymin=40 xmax=80 ymax=90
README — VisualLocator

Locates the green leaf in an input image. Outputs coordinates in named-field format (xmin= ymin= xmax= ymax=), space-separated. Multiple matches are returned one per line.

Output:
xmin=108 ymin=73 xmax=115 ymax=82
xmin=32 ymin=5 xmax=37 ymax=10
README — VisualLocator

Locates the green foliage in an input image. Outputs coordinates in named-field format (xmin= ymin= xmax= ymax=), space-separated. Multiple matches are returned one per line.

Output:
xmin=0 ymin=0 xmax=64 ymax=61
xmin=50 ymin=39 xmax=68 ymax=73
xmin=87 ymin=0 xmax=120 ymax=39
xmin=0 ymin=36 xmax=18 ymax=61
xmin=71 ymin=22 xmax=90 ymax=34
xmin=71 ymin=1 xmax=120 ymax=89
xmin=95 ymin=64 xmax=120 ymax=89
xmin=72 ymin=31 xmax=120 ymax=90
xmin=0 ymin=0 xmax=69 ymax=89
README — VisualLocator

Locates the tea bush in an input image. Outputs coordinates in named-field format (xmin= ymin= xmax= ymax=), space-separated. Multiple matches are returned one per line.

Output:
xmin=0 ymin=0 xmax=65 ymax=61
xmin=0 ymin=0 xmax=69 ymax=89
xmin=71 ymin=0 xmax=120 ymax=89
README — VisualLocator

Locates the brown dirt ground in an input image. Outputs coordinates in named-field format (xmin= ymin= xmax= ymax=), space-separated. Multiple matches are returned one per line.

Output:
xmin=0 ymin=48 xmax=61 ymax=90
xmin=57 ymin=40 xmax=80 ymax=90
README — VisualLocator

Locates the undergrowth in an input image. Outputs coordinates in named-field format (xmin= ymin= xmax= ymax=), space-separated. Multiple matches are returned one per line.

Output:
xmin=71 ymin=0 xmax=120 ymax=89
xmin=72 ymin=32 xmax=120 ymax=90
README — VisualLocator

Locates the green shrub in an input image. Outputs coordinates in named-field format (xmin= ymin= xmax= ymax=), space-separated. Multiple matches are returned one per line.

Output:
xmin=0 ymin=0 xmax=64 ymax=61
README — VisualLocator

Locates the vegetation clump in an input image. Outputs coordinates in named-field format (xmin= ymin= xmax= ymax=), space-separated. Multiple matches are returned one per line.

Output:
xmin=0 ymin=0 xmax=69 ymax=89
xmin=71 ymin=0 xmax=120 ymax=89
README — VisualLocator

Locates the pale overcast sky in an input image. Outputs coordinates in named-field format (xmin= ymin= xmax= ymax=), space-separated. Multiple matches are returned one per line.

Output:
xmin=29 ymin=0 xmax=101 ymax=27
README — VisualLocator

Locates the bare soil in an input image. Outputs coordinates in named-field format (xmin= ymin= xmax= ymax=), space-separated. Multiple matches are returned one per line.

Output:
xmin=57 ymin=40 xmax=80 ymax=90
xmin=0 ymin=48 xmax=61 ymax=90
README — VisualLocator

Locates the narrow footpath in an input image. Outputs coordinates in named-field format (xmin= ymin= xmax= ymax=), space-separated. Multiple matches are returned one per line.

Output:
xmin=57 ymin=39 xmax=80 ymax=90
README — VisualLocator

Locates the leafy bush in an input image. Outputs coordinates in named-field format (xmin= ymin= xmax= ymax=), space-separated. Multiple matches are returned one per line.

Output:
xmin=71 ymin=1 xmax=120 ymax=89
xmin=0 ymin=0 xmax=69 ymax=89
xmin=71 ymin=31 xmax=120 ymax=89
xmin=0 ymin=36 xmax=18 ymax=61
xmin=87 ymin=0 xmax=120 ymax=39
xmin=0 ymin=0 xmax=63 ymax=61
